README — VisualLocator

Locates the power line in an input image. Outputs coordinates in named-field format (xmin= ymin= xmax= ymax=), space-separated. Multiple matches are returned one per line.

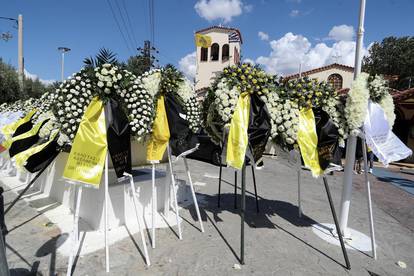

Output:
xmin=120 ymin=0 xmax=139 ymax=47
xmin=148 ymin=0 xmax=155 ymax=46
xmin=114 ymin=0 xmax=136 ymax=49
xmin=106 ymin=0 xmax=133 ymax=55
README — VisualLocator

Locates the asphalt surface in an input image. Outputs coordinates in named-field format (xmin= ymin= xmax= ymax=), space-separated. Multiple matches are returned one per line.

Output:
xmin=1 ymin=157 xmax=414 ymax=276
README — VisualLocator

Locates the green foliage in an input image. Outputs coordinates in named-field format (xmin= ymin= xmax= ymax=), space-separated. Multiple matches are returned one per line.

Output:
xmin=0 ymin=58 xmax=51 ymax=104
xmin=363 ymin=36 xmax=414 ymax=89
xmin=159 ymin=64 xmax=184 ymax=95
xmin=83 ymin=48 xmax=119 ymax=68
xmin=124 ymin=54 xmax=153 ymax=77
xmin=0 ymin=58 xmax=21 ymax=103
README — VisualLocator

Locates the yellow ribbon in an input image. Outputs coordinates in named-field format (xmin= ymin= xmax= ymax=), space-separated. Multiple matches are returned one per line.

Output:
xmin=297 ymin=108 xmax=323 ymax=177
xmin=2 ymin=118 xmax=47 ymax=150
xmin=14 ymin=130 xmax=59 ymax=168
xmin=147 ymin=95 xmax=170 ymax=161
xmin=1 ymin=109 xmax=37 ymax=146
xmin=226 ymin=93 xmax=250 ymax=170
xmin=63 ymin=97 xmax=107 ymax=187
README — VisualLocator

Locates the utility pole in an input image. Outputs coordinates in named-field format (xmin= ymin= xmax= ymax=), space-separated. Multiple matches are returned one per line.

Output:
xmin=137 ymin=40 xmax=159 ymax=71
xmin=58 ymin=47 xmax=71 ymax=82
xmin=17 ymin=14 xmax=23 ymax=91
xmin=1 ymin=15 xmax=23 ymax=90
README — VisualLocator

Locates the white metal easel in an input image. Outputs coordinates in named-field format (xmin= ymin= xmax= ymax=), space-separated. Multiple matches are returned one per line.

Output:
xmin=66 ymin=153 xmax=151 ymax=275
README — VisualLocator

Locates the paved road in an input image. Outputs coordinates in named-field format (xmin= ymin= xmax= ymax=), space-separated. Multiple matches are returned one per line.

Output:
xmin=1 ymin=157 xmax=414 ymax=275
xmin=372 ymin=167 xmax=414 ymax=196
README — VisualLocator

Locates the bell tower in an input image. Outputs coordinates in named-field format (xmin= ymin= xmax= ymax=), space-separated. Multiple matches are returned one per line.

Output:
xmin=195 ymin=26 xmax=242 ymax=96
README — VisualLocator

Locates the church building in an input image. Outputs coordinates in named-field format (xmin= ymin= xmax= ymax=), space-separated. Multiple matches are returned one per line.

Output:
xmin=284 ymin=63 xmax=355 ymax=91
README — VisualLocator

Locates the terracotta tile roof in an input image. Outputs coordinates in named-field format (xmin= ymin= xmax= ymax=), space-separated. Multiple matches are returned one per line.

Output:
xmin=284 ymin=63 xmax=354 ymax=80
xmin=195 ymin=26 xmax=243 ymax=44
xmin=392 ymin=88 xmax=414 ymax=102
xmin=336 ymin=87 xmax=414 ymax=103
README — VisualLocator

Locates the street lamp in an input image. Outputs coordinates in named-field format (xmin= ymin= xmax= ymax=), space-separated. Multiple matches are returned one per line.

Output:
xmin=58 ymin=47 xmax=71 ymax=82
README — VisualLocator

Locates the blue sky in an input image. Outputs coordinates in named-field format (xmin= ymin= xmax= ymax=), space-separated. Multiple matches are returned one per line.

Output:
xmin=1 ymin=0 xmax=413 ymax=83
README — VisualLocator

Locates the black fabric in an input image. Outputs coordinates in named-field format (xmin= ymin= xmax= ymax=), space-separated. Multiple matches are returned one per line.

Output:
xmin=355 ymin=136 xmax=363 ymax=159
xmin=104 ymin=99 xmax=132 ymax=178
xmin=247 ymin=94 xmax=271 ymax=164
xmin=313 ymin=108 xmax=340 ymax=170
xmin=24 ymin=138 xmax=59 ymax=173
xmin=9 ymin=119 xmax=49 ymax=158
xmin=164 ymin=93 xmax=198 ymax=156
xmin=12 ymin=113 xmax=35 ymax=137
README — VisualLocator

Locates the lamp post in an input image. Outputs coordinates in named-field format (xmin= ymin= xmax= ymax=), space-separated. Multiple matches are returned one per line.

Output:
xmin=58 ymin=47 xmax=71 ymax=82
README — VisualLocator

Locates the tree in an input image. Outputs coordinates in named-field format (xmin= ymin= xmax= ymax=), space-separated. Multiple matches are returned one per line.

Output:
xmin=363 ymin=36 xmax=414 ymax=89
xmin=0 ymin=58 xmax=52 ymax=104
xmin=0 ymin=58 xmax=23 ymax=103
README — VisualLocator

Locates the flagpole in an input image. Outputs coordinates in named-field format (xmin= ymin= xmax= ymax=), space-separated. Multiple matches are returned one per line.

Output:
xmin=338 ymin=0 xmax=366 ymax=236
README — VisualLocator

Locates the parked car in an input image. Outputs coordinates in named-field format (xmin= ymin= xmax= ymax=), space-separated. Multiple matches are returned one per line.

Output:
xmin=188 ymin=131 xmax=222 ymax=166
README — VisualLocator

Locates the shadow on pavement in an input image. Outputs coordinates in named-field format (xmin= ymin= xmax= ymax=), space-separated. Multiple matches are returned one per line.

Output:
xmin=182 ymin=193 xmax=348 ymax=269
xmin=35 ymin=233 xmax=68 ymax=276
xmin=185 ymin=193 xmax=318 ymax=228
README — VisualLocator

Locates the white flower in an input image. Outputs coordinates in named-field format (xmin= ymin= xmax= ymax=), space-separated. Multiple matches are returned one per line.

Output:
xmin=101 ymin=68 xmax=109 ymax=75
xmin=98 ymin=81 xmax=104 ymax=88
xmin=104 ymin=88 xmax=111 ymax=94
xmin=345 ymin=73 xmax=369 ymax=133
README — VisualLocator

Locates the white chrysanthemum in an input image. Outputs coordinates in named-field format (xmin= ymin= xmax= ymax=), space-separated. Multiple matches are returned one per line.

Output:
xmin=177 ymin=79 xmax=194 ymax=102
xmin=379 ymin=93 xmax=395 ymax=128
xmin=141 ymin=71 xmax=161 ymax=97
xmin=345 ymin=73 xmax=370 ymax=134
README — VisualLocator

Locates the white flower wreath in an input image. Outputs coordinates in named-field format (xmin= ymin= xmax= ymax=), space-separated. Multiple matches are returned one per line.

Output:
xmin=368 ymin=74 xmax=395 ymax=127
xmin=344 ymin=73 xmax=370 ymax=135
xmin=124 ymin=69 xmax=160 ymax=139
xmin=261 ymin=92 xmax=299 ymax=147
xmin=176 ymin=79 xmax=202 ymax=133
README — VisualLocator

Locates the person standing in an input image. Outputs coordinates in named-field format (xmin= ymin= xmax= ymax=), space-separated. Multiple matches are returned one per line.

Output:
xmin=367 ymin=146 xmax=374 ymax=173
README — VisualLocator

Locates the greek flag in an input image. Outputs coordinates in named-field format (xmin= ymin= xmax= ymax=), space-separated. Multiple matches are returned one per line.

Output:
xmin=228 ymin=31 xmax=240 ymax=43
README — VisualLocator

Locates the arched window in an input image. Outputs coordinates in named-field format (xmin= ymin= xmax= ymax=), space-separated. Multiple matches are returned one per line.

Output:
xmin=222 ymin=44 xmax=229 ymax=61
xmin=200 ymin=47 xmax=208 ymax=62
xmin=327 ymin=73 xmax=343 ymax=90
xmin=210 ymin=43 xmax=219 ymax=61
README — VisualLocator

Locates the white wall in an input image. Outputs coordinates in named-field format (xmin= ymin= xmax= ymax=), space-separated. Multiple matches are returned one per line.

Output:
xmin=307 ymin=68 xmax=354 ymax=89
xmin=195 ymin=29 xmax=241 ymax=90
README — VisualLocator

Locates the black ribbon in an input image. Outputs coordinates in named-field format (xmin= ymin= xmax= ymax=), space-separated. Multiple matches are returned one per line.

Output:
xmin=12 ymin=113 xmax=35 ymax=137
xmin=164 ymin=93 xmax=199 ymax=157
xmin=314 ymin=108 xmax=340 ymax=170
xmin=24 ymin=137 xmax=60 ymax=173
xmin=104 ymin=98 xmax=132 ymax=178
xmin=9 ymin=119 xmax=49 ymax=158
xmin=247 ymin=94 xmax=271 ymax=164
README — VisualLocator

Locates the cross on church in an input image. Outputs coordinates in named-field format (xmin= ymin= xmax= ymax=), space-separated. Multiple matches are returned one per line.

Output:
xmin=332 ymin=52 xmax=342 ymax=63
